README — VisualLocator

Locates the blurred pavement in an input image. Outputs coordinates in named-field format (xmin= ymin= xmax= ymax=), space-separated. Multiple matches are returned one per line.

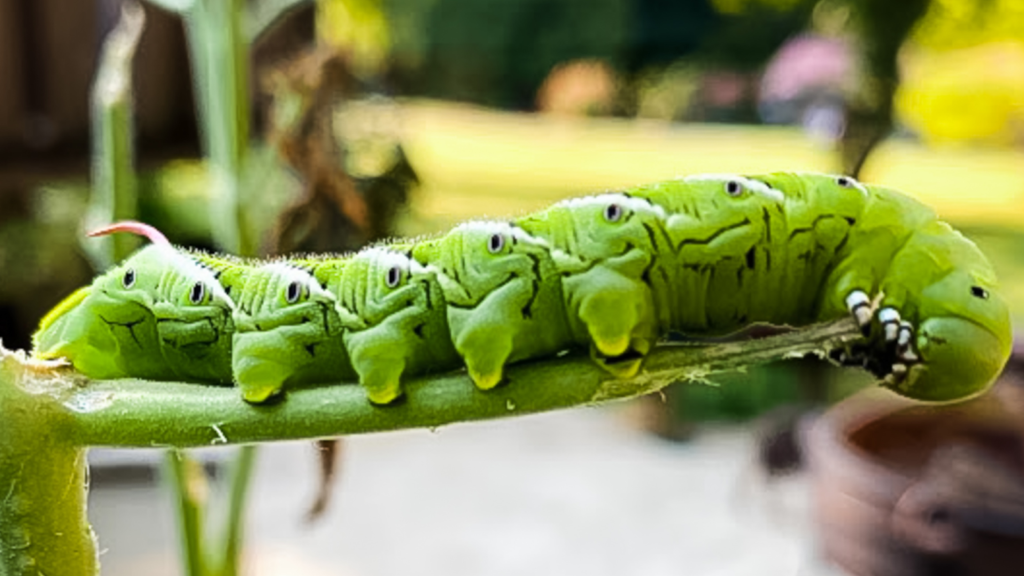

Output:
xmin=89 ymin=406 xmax=847 ymax=576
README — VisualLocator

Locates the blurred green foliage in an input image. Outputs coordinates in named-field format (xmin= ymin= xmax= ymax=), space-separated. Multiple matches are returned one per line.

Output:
xmin=386 ymin=0 xmax=633 ymax=108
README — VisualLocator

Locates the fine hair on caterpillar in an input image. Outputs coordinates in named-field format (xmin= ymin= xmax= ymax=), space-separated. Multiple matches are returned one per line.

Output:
xmin=32 ymin=172 xmax=1013 ymax=407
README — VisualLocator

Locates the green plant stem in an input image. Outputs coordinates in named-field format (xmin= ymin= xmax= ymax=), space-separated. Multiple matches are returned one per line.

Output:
xmin=213 ymin=445 xmax=257 ymax=576
xmin=61 ymin=317 xmax=861 ymax=448
xmin=183 ymin=0 xmax=253 ymax=256
xmin=164 ymin=451 xmax=209 ymax=576
xmin=85 ymin=1 xmax=144 ymax=269
xmin=0 ymin=316 xmax=861 ymax=575
xmin=0 ymin=354 xmax=96 ymax=575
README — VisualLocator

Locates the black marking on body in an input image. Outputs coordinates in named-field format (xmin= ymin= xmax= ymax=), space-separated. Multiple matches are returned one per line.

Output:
xmin=658 ymin=266 xmax=671 ymax=284
xmin=446 ymin=272 xmax=518 ymax=310
xmin=636 ymin=195 xmax=658 ymax=208
xmin=518 ymin=253 xmax=544 ymax=319
xmin=419 ymin=278 xmax=434 ymax=309
xmin=304 ymin=343 xmax=317 ymax=357
xmin=761 ymin=208 xmax=772 ymax=243
xmin=412 ymin=323 xmax=426 ymax=338
xmin=445 ymin=263 xmax=464 ymax=287
xmin=521 ymin=279 xmax=539 ymax=319
xmin=319 ymin=302 xmax=336 ymax=336
xmin=156 ymin=316 xmax=222 ymax=347
xmin=673 ymin=218 xmax=751 ymax=252
xmin=833 ymin=230 xmax=852 ymax=257
xmin=100 ymin=315 xmax=145 ymax=347
xmin=641 ymin=222 xmax=660 ymax=252
xmin=745 ymin=247 xmax=756 ymax=270
xmin=639 ymin=253 xmax=659 ymax=296
xmin=525 ymin=252 xmax=543 ymax=284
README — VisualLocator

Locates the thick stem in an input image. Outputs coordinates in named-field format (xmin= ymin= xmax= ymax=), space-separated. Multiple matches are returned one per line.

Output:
xmin=0 ymin=317 xmax=861 ymax=575
xmin=60 ymin=317 xmax=862 ymax=449
xmin=0 ymin=353 xmax=97 ymax=576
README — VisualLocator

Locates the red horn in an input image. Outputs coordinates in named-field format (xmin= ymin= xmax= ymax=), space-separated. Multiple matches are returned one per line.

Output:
xmin=88 ymin=221 xmax=170 ymax=245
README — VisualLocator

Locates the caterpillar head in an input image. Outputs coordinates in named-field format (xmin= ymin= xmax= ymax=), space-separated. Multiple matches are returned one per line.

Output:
xmin=232 ymin=263 xmax=341 ymax=403
xmin=516 ymin=193 xmax=666 ymax=260
xmin=886 ymin=228 xmax=1013 ymax=402
xmin=32 ymin=222 xmax=233 ymax=379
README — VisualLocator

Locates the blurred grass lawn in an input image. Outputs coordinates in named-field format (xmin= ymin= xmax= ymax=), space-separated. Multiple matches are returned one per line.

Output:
xmin=395 ymin=100 xmax=1024 ymax=322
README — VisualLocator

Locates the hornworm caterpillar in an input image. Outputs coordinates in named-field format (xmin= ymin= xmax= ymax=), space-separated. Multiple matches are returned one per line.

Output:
xmin=33 ymin=172 xmax=1013 ymax=406
xmin=33 ymin=222 xmax=236 ymax=384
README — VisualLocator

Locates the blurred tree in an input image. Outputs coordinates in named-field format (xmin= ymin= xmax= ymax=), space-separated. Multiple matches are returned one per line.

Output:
xmin=701 ymin=0 xmax=818 ymax=70
xmin=837 ymin=0 xmax=931 ymax=176
xmin=623 ymin=0 xmax=718 ymax=73
xmin=386 ymin=0 xmax=631 ymax=109
xmin=894 ymin=0 xmax=1024 ymax=146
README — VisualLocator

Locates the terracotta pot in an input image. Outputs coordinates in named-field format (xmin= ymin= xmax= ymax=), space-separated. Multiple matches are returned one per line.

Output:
xmin=805 ymin=379 xmax=1024 ymax=576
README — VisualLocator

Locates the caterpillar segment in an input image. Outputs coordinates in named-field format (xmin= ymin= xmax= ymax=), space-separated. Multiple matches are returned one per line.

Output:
xmin=304 ymin=248 xmax=459 ymax=405
xmin=515 ymin=194 xmax=668 ymax=377
xmin=230 ymin=261 xmax=354 ymax=403
xmin=410 ymin=221 xmax=575 ymax=391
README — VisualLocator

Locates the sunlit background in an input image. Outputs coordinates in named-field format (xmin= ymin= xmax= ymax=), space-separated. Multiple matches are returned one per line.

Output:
xmin=3 ymin=0 xmax=1024 ymax=574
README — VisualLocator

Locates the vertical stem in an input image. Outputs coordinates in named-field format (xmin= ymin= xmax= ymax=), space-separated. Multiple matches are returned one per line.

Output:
xmin=184 ymin=0 xmax=254 ymax=256
xmin=163 ymin=450 xmax=209 ymax=576
xmin=0 ymin=354 xmax=96 ymax=575
xmin=85 ymin=1 xmax=145 ymax=269
xmin=214 ymin=445 xmax=257 ymax=576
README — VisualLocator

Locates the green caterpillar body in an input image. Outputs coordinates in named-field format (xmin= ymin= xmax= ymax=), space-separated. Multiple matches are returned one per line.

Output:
xmin=32 ymin=172 xmax=1013 ymax=405
xmin=33 ymin=242 xmax=236 ymax=383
